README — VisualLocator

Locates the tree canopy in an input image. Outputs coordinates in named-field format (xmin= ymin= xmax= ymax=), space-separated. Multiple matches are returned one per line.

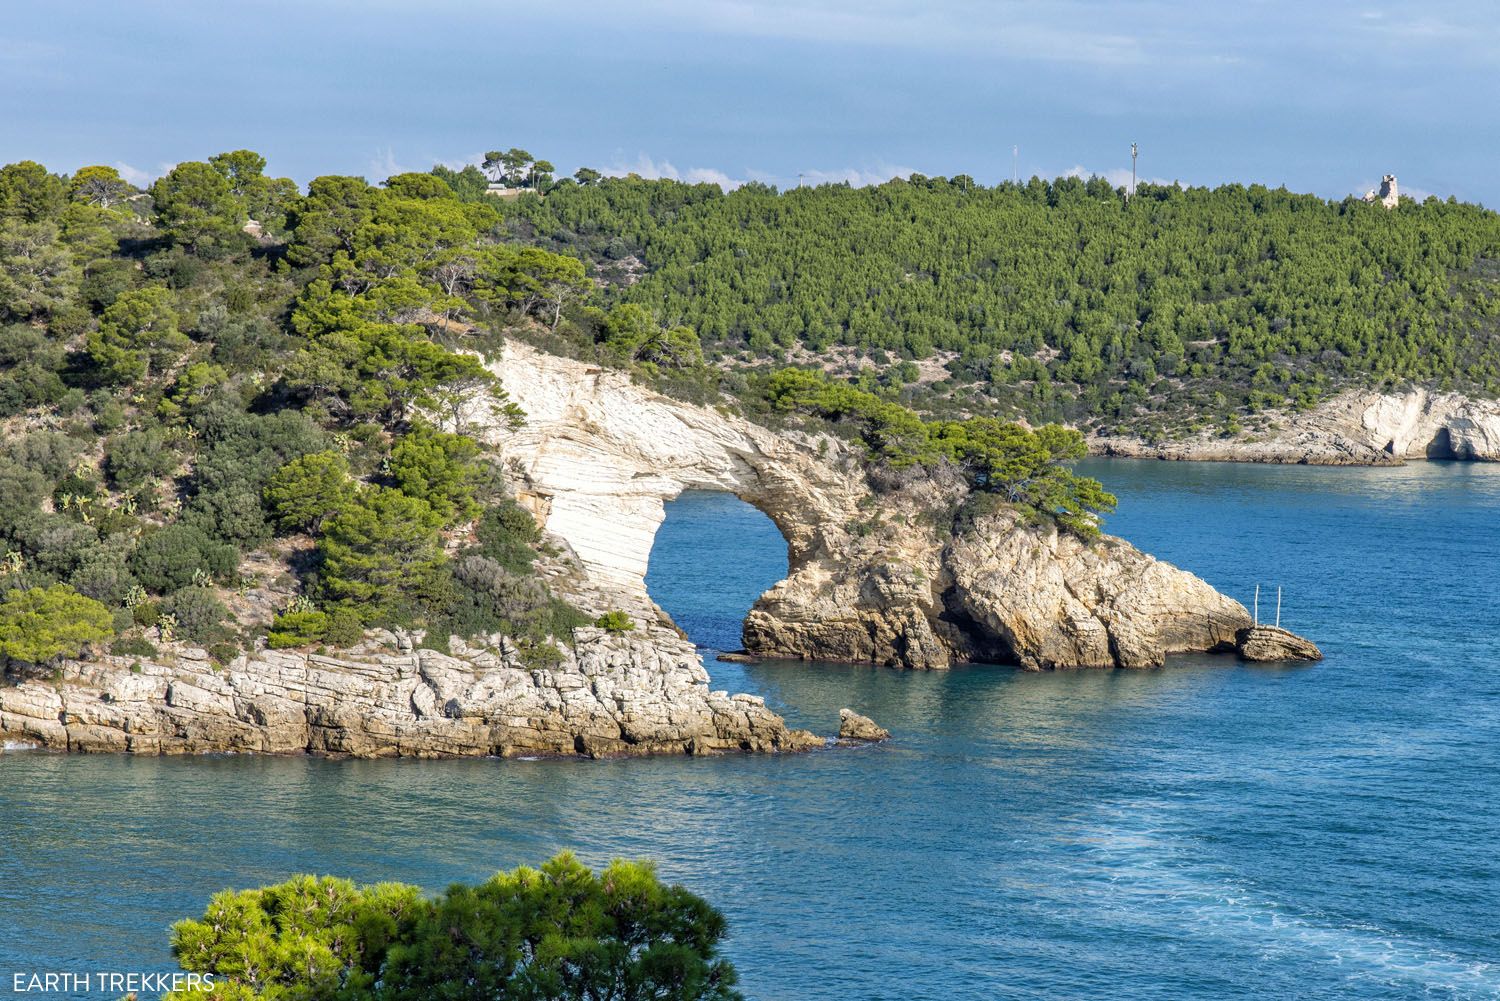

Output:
xmin=500 ymin=172 xmax=1500 ymax=434
xmin=164 ymin=853 xmax=743 ymax=1001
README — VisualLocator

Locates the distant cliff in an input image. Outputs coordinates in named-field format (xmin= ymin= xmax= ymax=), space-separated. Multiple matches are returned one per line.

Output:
xmin=1092 ymin=388 xmax=1500 ymax=465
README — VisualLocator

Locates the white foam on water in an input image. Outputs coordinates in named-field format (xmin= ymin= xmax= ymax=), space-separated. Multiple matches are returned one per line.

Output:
xmin=2 ymin=739 xmax=41 ymax=752
xmin=1073 ymin=806 xmax=1500 ymax=997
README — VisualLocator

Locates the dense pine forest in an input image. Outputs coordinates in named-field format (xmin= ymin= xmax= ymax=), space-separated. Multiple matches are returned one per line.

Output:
xmin=499 ymin=169 xmax=1500 ymax=434
xmin=1 ymin=148 xmax=1498 ymax=664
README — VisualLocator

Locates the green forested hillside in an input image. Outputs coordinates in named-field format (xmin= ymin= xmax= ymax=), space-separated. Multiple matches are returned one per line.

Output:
xmin=500 ymin=173 xmax=1500 ymax=432
xmin=0 ymin=154 xmax=619 ymax=665
xmin=1 ymin=149 xmax=1497 ymax=662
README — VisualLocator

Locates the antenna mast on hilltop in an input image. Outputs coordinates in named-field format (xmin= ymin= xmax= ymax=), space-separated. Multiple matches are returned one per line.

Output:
xmin=1129 ymin=142 xmax=1138 ymax=202
xmin=1012 ymin=145 xmax=1019 ymax=184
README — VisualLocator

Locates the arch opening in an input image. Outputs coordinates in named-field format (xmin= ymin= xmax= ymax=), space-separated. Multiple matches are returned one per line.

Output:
xmin=644 ymin=490 xmax=789 ymax=654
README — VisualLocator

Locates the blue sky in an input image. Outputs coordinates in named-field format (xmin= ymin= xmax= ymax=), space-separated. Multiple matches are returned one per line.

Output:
xmin=3 ymin=0 xmax=1497 ymax=204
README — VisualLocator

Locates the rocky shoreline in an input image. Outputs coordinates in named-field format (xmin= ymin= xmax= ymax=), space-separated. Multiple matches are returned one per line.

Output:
xmin=2 ymin=339 xmax=1323 ymax=759
xmin=1089 ymin=388 xmax=1500 ymax=465
xmin=0 ymin=624 xmax=822 ymax=758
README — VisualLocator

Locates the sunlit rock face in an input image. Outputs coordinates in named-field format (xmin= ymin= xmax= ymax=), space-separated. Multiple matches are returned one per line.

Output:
xmin=1092 ymin=388 xmax=1500 ymax=465
xmin=483 ymin=340 xmax=1271 ymax=673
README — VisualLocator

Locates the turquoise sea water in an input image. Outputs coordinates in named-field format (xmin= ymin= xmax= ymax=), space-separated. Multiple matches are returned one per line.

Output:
xmin=3 ymin=459 xmax=1500 ymax=1000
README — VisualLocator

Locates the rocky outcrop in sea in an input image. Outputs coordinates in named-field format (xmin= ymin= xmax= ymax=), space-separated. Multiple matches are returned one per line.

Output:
xmin=2 ymin=339 xmax=1319 ymax=758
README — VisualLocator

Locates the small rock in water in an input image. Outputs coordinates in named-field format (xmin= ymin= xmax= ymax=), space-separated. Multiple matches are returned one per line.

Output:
xmin=1235 ymin=625 xmax=1323 ymax=662
xmin=838 ymin=708 xmax=891 ymax=741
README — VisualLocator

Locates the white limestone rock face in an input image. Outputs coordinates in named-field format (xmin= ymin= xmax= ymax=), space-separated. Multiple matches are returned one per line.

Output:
xmin=0 ymin=628 xmax=821 ymax=758
xmin=478 ymin=339 xmax=867 ymax=592
xmin=2 ymin=338 xmax=1301 ymax=759
xmin=1092 ymin=388 xmax=1500 ymax=464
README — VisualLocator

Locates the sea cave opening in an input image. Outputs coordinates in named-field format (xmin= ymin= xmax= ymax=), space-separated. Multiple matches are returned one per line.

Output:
xmin=644 ymin=490 xmax=789 ymax=654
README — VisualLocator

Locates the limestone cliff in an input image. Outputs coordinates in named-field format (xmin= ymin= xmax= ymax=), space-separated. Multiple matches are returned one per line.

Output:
xmin=483 ymin=341 xmax=1295 ymax=672
xmin=1092 ymin=388 xmax=1500 ymax=465
xmin=0 ymin=623 xmax=817 ymax=757
xmin=2 ymin=339 xmax=1317 ymax=758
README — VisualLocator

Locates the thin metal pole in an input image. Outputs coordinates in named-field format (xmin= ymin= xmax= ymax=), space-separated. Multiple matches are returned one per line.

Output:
xmin=1130 ymin=142 xmax=1138 ymax=201
xmin=1013 ymin=146 xmax=1018 ymax=185
xmin=1276 ymin=587 xmax=1282 ymax=629
xmin=1253 ymin=584 xmax=1260 ymax=626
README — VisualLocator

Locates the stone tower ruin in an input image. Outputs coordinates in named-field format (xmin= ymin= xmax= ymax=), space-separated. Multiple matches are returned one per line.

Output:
xmin=1363 ymin=174 xmax=1399 ymax=209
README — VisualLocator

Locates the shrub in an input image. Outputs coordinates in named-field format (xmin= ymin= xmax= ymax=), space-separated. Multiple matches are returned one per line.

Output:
xmin=267 ymin=609 xmax=328 ymax=649
xmin=473 ymin=499 xmax=541 ymax=573
xmin=109 ymin=635 xmax=158 ymax=658
xmin=316 ymin=488 xmax=445 ymax=624
xmin=263 ymin=450 xmax=353 ymax=534
xmin=128 ymin=524 xmax=238 ymax=594
xmin=388 ymin=424 xmax=484 ymax=525
xmin=595 ymin=610 xmax=634 ymax=634
xmin=0 ymin=583 xmax=114 ymax=663
xmin=162 ymin=586 xmax=232 ymax=645
xmin=434 ymin=554 xmax=588 ymax=645
xmin=323 ymin=608 xmax=363 ymax=648
xmin=207 ymin=641 xmax=240 ymax=667
xmin=165 ymin=853 xmax=742 ymax=1001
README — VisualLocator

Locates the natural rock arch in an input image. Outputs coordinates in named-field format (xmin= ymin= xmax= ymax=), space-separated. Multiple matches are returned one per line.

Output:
xmin=482 ymin=341 xmax=1284 ymax=673
xmin=481 ymin=340 xmax=858 ymax=597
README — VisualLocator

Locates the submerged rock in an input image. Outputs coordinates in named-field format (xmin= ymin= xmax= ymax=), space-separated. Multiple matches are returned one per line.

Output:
xmin=1235 ymin=625 xmax=1323 ymax=662
xmin=838 ymin=708 xmax=891 ymax=742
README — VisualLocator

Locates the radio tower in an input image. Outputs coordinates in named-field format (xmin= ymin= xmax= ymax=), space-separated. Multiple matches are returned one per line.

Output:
xmin=1129 ymin=142 xmax=1138 ymax=202
xmin=1012 ymin=145 xmax=1019 ymax=184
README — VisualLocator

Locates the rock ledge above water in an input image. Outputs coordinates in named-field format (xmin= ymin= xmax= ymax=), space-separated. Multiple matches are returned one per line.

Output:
xmin=1235 ymin=625 xmax=1323 ymax=662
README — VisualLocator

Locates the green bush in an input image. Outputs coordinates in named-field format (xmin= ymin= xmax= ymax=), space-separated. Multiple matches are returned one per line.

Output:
xmin=162 ymin=586 xmax=232 ymax=644
xmin=129 ymin=524 xmax=238 ymax=594
xmin=473 ymin=499 xmax=541 ymax=573
xmin=595 ymin=610 xmax=634 ymax=634
xmin=388 ymin=424 xmax=484 ymax=525
xmin=207 ymin=641 xmax=240 ymax=667
xmin=0 ymin=583 xmax=114 ymax=663
xmin=323 ymin=608 xmax=364 ymax=648
xmin=267 ymin=609 xmax=329 ymax=649
xmin=104 ymin=429 xmax=178 ymax=489
xmin=263 ymin=450 xmax=353 ymax=534
xmin=316 ymin=487 xmax=445 ymax=624
xmin=109 ymin=635 xmax=158 ymax=658
xmin=164 ymin=853 xmax=742 ymax=1001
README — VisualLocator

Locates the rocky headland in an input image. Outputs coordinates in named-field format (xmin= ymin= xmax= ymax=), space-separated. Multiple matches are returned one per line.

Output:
xmin=1 ymin=340 xmax=1319 ymax=759
xmin=1091 ymin=388 xmax=1500 ymax=464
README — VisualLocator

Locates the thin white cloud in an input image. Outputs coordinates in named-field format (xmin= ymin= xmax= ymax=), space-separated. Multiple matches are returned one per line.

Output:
xmin=368 ymin=147 xmax=406 ymax=181
xmin=113 ymin=162 xmax=153 ymax=186
xmin=601 ymin=0 xmax=1154 ymax=66
xmin=603 ymin=155 xmax=928 ymax=191
xmin=601 ymin=154 xmax=745 ymax=189
xmin=1061 ymin=164 xmax=1173 ymax=190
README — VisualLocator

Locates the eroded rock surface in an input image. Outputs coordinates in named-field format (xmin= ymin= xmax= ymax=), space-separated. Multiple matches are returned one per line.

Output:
xmin=3 ymin=340 xmax=1316 ymax=758
xmin=838 ymin=708 xmax=891 ymax=742
xmin=1092 ymin=388 xmax=1500 ymax=465
xmin=1235 ymin=625 xmax=1323 ymax=662
xmin=0 ymin=625 xmax=820 ymax=758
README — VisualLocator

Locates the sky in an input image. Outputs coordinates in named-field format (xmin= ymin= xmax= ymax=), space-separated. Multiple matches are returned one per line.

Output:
xmin=3 ymin=0 xmax=1498 ymax=205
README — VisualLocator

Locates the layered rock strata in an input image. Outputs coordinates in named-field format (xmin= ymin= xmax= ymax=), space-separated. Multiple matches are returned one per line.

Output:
xmin=3 ymin=339 xmax=1320 ymax=757
xmin=0 ymin=625 xmax=819 ymax=758
xmin=1091 ymin=388 xmax=1500 ymax=464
